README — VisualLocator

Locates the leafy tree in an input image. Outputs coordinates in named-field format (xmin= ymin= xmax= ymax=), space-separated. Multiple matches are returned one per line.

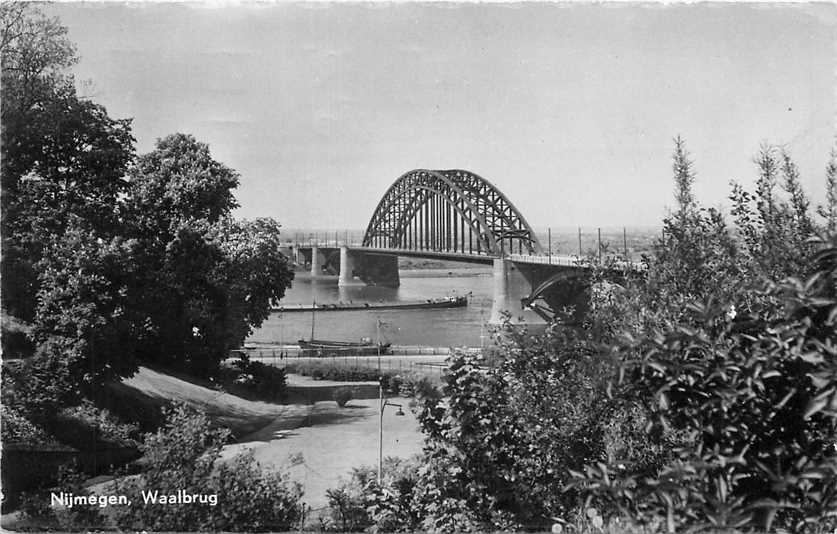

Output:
xmin=1 ymin=220 xmax=141 ymax=440
xmin=589 ymin=138 xmax=740 ymax=343
xmin=818 ymin=147 xmax=837 ymax=233
xmin=731 ymin=144 xmax=821 ymax=283
xmin=0 ymin=3 xmax=76 ymax=100
xmin=32 ymin=222 xmax=141 ymax=387
xmin=672 ymin=135 xmax=696 ymax=215
xmin=653 ymin=139 xmax=740 ymax=312
xmin=210 ymin=217 xmax=297 ymax=349
xmin=1 ymin=3 xmax=134 ymax=329
xmin=123 ymin=134 xmax=293 ymax=375
xmin=125 ymin=133 xmax=239 ymax=232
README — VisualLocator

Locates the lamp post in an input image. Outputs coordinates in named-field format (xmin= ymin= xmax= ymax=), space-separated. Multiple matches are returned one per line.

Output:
xmin=376 ymin=318 xmax=382 ymax=376
xmin=378 ymin=377 xmax=404 ymax=485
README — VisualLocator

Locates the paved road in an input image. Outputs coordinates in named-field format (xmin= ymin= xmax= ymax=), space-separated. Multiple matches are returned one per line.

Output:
xmin=223 ymin=396 xmax=423 ymax=511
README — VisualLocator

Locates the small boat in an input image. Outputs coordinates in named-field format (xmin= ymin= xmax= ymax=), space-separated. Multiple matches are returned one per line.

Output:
xmin=296 ymin=303 xmax=393 ymax=357
xmin=272 ymin=295 xmax=468 ymax=313
xmin=297 ymin=338 xmax=392 ymax=357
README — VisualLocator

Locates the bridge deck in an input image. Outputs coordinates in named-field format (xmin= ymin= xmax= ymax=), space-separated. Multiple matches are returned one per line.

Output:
xmin=288 ymin=242 xmax=644 ymax=271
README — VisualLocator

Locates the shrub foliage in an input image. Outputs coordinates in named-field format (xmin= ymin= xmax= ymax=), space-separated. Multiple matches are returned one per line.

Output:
xmin=113 ymin=404 xmax=303 ymax=532
xmin=573 ymin=237 xmax=837 ymax=531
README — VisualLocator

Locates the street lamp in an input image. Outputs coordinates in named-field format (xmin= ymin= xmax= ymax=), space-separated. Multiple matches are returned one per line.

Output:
xmin=376 ymin=318 xmax=382 ymax=376
xmin=378 ymin=377 xmax=405 ymax=485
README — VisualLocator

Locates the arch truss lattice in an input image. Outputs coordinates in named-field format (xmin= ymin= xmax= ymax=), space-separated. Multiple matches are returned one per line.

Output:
xmin=362 ymin=169 xmax=543 ymax=256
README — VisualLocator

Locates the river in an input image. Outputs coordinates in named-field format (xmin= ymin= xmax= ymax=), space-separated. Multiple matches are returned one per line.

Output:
xmin=246 ymin=268 xmax=496 ymax=348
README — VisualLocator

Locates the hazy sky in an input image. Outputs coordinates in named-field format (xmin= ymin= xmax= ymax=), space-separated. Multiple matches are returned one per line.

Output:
xmin=51 ymin=2 xmax=836 ymax=230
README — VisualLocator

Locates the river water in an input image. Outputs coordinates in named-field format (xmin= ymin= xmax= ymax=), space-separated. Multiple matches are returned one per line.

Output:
xmin=247 ymin=268 xmax=496 ymax=348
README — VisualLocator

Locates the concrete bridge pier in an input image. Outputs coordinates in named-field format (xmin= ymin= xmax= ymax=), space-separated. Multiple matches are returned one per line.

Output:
xmin=291 ymin=245 xmax=304 ymax=266
xmin=489 ymin=259 xmax=547 ymax=325
xmin=310 ymin=246 xmax=327 ymax=277
xmin=338 ymin=246 xmax=365 ymax=286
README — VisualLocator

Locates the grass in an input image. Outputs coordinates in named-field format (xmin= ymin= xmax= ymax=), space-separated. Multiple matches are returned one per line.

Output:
xmin=103 ymin=366 xmax=293 ymax=437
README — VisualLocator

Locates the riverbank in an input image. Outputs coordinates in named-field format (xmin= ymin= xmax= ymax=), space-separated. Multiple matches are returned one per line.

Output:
xmin=397 ymin=257 xmax=487 ymax=270
xmin=400 ymin=267 xmax=490 ymax=278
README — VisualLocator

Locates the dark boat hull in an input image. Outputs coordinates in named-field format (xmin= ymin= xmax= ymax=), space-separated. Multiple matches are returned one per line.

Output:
xmin=297 ymin=339 xmax=392 ymax=357
xmin=272 ymin=296 xmax=467 ymax=313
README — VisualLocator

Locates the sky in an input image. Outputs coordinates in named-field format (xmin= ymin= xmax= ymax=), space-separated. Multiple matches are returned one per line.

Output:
xmin=51 ymin=2 xmax=836 ymax=231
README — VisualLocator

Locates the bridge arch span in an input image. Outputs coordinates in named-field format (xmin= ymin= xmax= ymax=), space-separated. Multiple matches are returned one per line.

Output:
xmin=362 ymin=169 xmax=543 ymax=257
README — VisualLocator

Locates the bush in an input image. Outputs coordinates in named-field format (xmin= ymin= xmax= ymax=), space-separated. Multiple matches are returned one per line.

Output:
xmin=286 ymin=361 xmax=382 ymax=382
xmin=51 ymin=400 xmax=140 ymax=447
xmin=406 ymin=337 xmax=619 ymax=532
xmin=394 ymin=372 xmax=439 ymax=400
xmin=284 ymin=363 xmax=444 ymax=400
xmin=573 ymin=238 xmax=837 ymax=532
xmin=0 ymin=404 xmax=56 ymax=446
xmin=245 ymin=361 xmax=287 ymax=399
xmin=388 ymin=374 xmax=404 ymax=395
xmin=1 ymin=357 xmax=81 ymax=426
xmin=18 ymin=462 xmax=106 ymax=532
xmin=324 ymin=473 xmax=373 ymax=532
xmin=219 ymin=358 xmax=287 ymax=401
xmin=564 ymin=143 xmax=837 ymax=533
xmin=113 ymin=403 xmax=303 ymax=531
xmin=323 ymin=457 xmax=422 ymax=532
xmin=333 ymin=387 xmax=353 ymax=407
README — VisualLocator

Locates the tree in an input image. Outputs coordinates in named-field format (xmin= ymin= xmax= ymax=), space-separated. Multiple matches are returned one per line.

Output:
xmin=32 ymin=222 xmax=141 ymax=388
xmin=731 ymin=144 xmax=821 ymax=283
xmin=819 ymin=147 xmax=837 ymax=233
xmin=213 ymin=217 xmax=297 ymax=339
xmin=125 ymin=133 xmax=239 ymax=233
xmin=123 ymin=134 xmax=293 ymax=375
xmin=0 ymin=3 xmax=76 ymax=96
xmin=1 ymin=4 xmax=134 ymax=329
xmin=672 ymin=135 xmax=696 ymax=215
xmin=595 ymin=137 xmax=741 ymax=342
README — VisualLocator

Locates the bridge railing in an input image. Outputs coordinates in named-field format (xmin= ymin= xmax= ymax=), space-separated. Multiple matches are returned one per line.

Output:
xmin=284 ymin=240 xmax=363 ymax=248
xmin=507 ymin=253 xmax=645 ymax=271
xmin=284 ymin=231 xmax=367 ymax=248
xmin=507 ymin=253 xmax=582 ymax=266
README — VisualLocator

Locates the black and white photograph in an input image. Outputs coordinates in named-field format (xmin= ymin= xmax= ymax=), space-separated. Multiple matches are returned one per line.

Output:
xmin=1 ymin=1 xmax=836 ymax=532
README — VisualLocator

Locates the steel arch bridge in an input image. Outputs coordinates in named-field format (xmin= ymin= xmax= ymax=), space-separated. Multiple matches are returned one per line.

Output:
xmin=362 ymin=169 xmax=543 ymax=257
